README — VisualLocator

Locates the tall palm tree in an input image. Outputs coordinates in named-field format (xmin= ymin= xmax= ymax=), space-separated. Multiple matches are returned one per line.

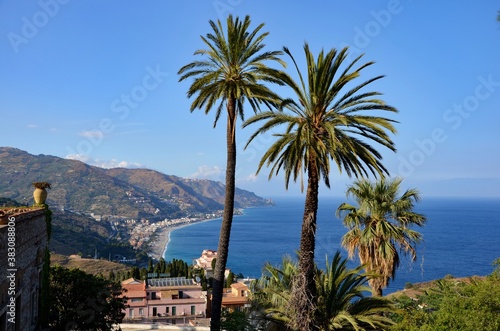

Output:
xmin=244 ymin=43 xmax=398 ymax=330
xmin=178 ymin=15 xmax=285 ymax=330
xmin=252 ymin=252 xmax=395 ymax=331
xmin=337 ymin=177 xmax=427 ymax=296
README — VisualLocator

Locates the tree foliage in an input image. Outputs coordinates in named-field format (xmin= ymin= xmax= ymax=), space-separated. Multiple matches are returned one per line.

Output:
xmin=337 ymin=178 xmax=426 ymax=296
xmin=390 ymin=272 xmax=500 ymax=331
xmin=48 ymin=266 xmax=125 ymax=330
xmin=252 ymin=252 xmax=395 ymax=331
xmin=245 ymin=43 xmax=397 ymax=330
xmin=111 ymin=258 xmax=193 ymax=282
xmin=221 ymin=310 xmax=258 ymax=331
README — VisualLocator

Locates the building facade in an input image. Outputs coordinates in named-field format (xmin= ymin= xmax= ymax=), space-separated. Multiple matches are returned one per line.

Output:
xmin=193 ymin=249 xmax=231 ymax=279
xmin=0 ymin=207 xmax=48 ymax=331
xmin=193 ymin=249 xmax=217 ymax=278
xmin=122 ymin=277 xmax=207 ymax=326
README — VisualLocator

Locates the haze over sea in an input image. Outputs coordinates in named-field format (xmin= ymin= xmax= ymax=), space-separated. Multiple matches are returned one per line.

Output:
xmin=165 ymin=196 xmax=500 ymax=294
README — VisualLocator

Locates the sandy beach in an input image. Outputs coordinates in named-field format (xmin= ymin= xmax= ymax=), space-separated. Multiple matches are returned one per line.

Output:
xmin=148 ymin=217 xmax=221 ymax=261
xmin=148 ymin=226 xmax=172 ymax=261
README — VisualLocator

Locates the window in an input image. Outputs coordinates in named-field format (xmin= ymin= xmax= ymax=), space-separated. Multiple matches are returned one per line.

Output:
xmin=179 ymin=290 xmax=183 ymax=298
xmin=191 ymin=305 xmax=195 ymax=315
xmin=139 ymin=308 xmax=144 ymax=316
xmin=152 ymin=307 xmax=157 ymax=316
xmin=172 ymin=306 xmax=176 ymax=316
xmin=131 ymin=298 xmax=142 ymax=302
xmin=129 ymin=309 xmax=134 ymax=318
xmin=166 ymin=307 xmax=170 ymax=314
xmin=151 ymin=292 xmax=157 ymax=300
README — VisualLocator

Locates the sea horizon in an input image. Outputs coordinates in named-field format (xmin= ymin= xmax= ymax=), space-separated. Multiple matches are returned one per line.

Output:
xmin=164 ymin=195 xmax=500 ymax=294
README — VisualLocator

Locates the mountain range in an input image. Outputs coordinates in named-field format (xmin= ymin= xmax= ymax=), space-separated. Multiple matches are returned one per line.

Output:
xmin=0 ymin=147 xmax=273 ymax=259
xmin=0 ymin=147 xmax=272 ymax=220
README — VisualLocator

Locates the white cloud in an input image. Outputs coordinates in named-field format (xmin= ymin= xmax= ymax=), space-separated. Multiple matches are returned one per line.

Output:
xmin=65 ymin=154 xmax=142 ymax=169
xmin=93 ymin=159 xmax=143 ymax=169
xmin=79 ymin=130 xmax=104 ymax=138
xmin=189 ymin=165 xmax=225 ymax=180
xmin=27 ymin=124 xmax=38 ymax=128
xmin=66 ymin=154 xmax=90 ymax=162
xmin=241 ymin=173 xmax=258 ymax=183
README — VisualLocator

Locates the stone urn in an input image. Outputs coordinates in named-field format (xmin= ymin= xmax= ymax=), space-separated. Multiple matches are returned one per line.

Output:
xmin=32 ymin=182 xmax=51 ymax=204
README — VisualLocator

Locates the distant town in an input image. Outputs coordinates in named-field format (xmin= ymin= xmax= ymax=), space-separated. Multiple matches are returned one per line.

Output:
xmin=88 ymin=208 xmax=243 ymax=257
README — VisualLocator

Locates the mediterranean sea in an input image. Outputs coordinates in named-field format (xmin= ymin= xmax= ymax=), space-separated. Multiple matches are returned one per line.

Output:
xmin=164 ymin=196 xmax=500 ymax=294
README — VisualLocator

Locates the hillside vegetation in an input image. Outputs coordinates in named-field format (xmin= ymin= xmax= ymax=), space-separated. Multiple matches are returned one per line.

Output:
xmin=389 ymin=267 xmax=500 ymax=331
xmin=50 ymin=253 xmax=130 ymax=276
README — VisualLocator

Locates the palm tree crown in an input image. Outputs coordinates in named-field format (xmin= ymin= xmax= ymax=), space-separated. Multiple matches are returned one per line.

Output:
xmin=244 ymin=43 xmax=398 ymax=330
xmin=244 ymin=43 xmax=398 ymax=189
xmin=178 ymin=15 xmax=285 ymax=126
xmin=337 ymin=177 xmax=427 ymax=296
xmin=178 ymin=15 xmax=284 ymax=331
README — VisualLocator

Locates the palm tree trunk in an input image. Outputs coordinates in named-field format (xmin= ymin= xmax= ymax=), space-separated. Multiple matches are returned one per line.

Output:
xmin=210 ymin=98 xmax=237 ymax=331
xmin=291 ymin=156 xmax=319 ymax=331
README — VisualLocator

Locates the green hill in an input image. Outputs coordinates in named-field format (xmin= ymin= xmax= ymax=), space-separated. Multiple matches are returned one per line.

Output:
xmin=0 ymin=147 xmax=272 ymax=220
xmin=50 ymin=253 xmax=130 ymax=276
xmin=0 ymin=146 xmax=273 ymax=263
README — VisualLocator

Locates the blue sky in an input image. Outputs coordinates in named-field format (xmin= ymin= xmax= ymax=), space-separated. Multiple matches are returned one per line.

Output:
xmin=1 ymin=1 xmax=499 ymax=198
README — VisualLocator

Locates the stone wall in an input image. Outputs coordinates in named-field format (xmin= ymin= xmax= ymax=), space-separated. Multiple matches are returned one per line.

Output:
xmin=0 ymin=208 xmax=48 ymax=331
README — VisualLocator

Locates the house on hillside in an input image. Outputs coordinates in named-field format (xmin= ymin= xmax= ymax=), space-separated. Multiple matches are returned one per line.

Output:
xmin=121 ymin=278 xmax=147 ymax=319
xmin=193 ymin=249 xmax=231 ymax=279
xmin=206 ymin=281 xmax=251 ymax=318
xmin=222 ymin=282 xmax=251 ymax=312
xmin=0 ymin=207 xmax=48 ymax=331
xmin=121 ymin=277 xmax=207 ymax=326
xmin=193 ymin=249 xmax=217 ymax=278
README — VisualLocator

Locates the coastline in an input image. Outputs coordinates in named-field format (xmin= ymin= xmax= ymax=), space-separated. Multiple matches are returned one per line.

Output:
xmin=148 ymin=217 xmax=222 ymax=261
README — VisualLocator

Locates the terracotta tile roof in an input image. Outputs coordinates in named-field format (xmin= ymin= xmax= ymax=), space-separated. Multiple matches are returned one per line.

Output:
xmin=222 ymin=296 xmax=249 ymax=305
xmin=231 ymin=282 xmax=249 ymax=290
xmin=122 ymin=278 xmax=144 ymax=285
xmin=124 ymin=290 xmax=146 ymax=298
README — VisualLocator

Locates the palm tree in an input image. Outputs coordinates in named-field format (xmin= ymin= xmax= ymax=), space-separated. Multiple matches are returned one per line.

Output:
xmin=337 ymin=177 xmax=427 ymax=296
xmin=178 ymin=15 xmax=285 ymax=330
xmin=244 ymin=43 xmax=397 ymax=330
xmin=252 ymin=252 xmax=394 ymax=331
xmin=252 ymin=256 xmax=297 ymax=330
xmin=315 ymin=253 xmax=394 ymax=330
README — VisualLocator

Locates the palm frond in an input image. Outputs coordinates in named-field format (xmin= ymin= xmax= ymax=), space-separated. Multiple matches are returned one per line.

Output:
xmin=244 ymin=44 xmax=397 ymax=190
